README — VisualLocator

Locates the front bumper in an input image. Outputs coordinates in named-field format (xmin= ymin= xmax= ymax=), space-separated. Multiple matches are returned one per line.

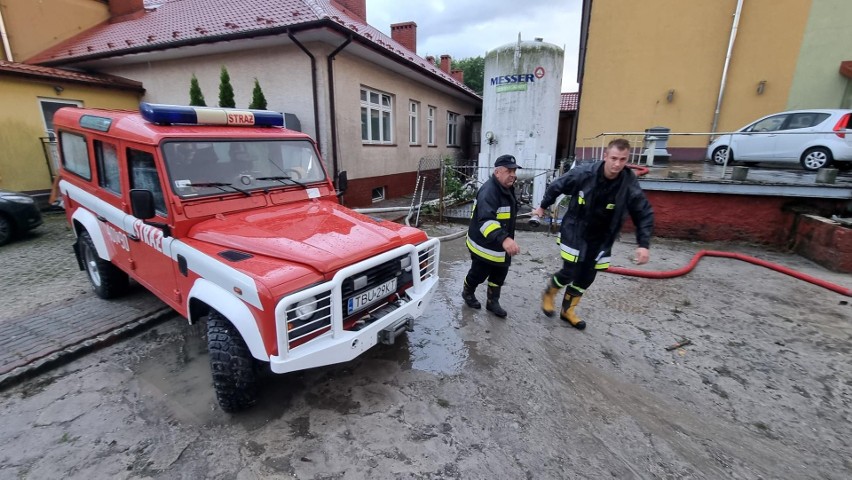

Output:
xmin=269 ymin=239 xmax=440 ymax=374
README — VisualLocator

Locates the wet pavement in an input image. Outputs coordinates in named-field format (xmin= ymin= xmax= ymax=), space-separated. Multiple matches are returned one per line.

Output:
xmin=1 ymin=211 xmax=851 ymax=478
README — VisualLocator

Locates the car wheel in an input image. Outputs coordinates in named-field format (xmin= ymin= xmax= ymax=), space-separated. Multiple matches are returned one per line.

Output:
xmin=712 ymin=146 xmax=733 ymax=165
xmin=800 ymin=147 xmax=832 ymax=171
xmin=0 ymin=215 xmax=12 ymax=246
xmin=208 ymin=310 xmax=258 ymax=412
xmin=79 ymin=231 xmax=129 ymax=299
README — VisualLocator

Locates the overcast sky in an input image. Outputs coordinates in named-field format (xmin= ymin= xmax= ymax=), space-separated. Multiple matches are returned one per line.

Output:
xmin=367 ymin=0 xmax=582 ymax=92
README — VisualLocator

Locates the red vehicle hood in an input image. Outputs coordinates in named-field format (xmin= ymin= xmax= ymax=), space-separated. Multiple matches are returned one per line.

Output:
xmin=189 ymin=200 xmax=426 ymax=274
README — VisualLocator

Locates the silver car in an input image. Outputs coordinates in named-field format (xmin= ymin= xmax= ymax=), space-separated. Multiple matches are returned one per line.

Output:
xmin=707 ymin=109 xmax=852 ymax=171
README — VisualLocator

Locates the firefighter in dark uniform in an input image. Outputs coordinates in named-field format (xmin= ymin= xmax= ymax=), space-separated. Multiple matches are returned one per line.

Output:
xmin=462 ymin=154 xmax=522 ymax=317
xmin=532 ymin=138 xmax=654 ymax=329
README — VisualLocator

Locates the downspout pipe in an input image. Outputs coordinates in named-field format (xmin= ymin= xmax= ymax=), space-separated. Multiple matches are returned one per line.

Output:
xmin=288 ymin=31 xmax=321 ymax=147
xmin=0 ymin=5 xmax=13 ymax=61
xmin=327 ymin=35 xmax=352 ymax=182
xmin=710 ymin=0 xmax=744 ymax=135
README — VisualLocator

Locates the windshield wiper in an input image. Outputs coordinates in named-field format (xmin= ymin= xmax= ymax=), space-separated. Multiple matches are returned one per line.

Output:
xmin=188 ymin=182 xmax=251 ymax=197
xmin=256 ymin=176 xmax=308 ymax=189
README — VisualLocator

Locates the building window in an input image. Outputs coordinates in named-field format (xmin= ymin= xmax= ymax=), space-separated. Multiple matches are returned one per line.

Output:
xmin=447 ymin=111 xmax=459 ymax=146
xmin=409 ymin=101 xmax=419 ymax=144
xmin=360 ymin=87 xmax=393 ymax=144
xmin=427 ymin=106 xmax=436 ymax=145
xmin=372 ymin=186 xmax=386 ymax=203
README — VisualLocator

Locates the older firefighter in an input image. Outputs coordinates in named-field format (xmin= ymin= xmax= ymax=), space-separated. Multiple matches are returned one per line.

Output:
xmin=531 ymin=138 xmax=654 ymax=329
xmin=462 ymin=154 xmax=522 ymax=317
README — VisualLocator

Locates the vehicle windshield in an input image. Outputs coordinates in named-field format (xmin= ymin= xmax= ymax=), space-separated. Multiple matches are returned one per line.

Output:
xmin=162 ymin=140 xmax=327 ymax=198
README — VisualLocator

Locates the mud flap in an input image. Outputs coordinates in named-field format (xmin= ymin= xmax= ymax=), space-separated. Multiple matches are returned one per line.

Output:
xmin=72 ymin=239 xmax=84 ymax=271
xmin=378 ymin=317 xmax=414 ymax=345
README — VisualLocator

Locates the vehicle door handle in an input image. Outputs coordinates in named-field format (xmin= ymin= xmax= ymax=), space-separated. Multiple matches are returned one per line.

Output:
xmin=96 ymin=215 xmax=107 ymax=222
xmin=128 ymin=233 xmax=139 ymax=241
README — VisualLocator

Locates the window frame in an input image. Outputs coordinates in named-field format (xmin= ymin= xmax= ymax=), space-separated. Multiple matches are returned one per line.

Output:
xmin=427 ymin=106 xmax=436 ymax=146
xmin=446 ymin=111 xmax=459 ymax=146
xmin=360 ymin=87 xmax=394 ymax=145
xmin=409 ymin=100 xmax=419 ymax=145
xmin=95 ymin=140 xmax=122 ymax=196
xmin=58 ymin=131 xmax=92 ymax=180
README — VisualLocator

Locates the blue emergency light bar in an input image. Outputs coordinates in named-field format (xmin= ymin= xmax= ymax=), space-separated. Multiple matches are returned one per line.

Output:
xmin=139 ymin=102 xmax=284 ymax=127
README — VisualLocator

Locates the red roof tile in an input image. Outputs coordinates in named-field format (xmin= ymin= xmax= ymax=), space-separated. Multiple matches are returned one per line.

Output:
xmin=26 ymin=0 xmax=477 ymax=98
xmin=0 ymin=60 xmax=144 ymax=91
xmin=561 ymin=92 xmax=578 ymax=111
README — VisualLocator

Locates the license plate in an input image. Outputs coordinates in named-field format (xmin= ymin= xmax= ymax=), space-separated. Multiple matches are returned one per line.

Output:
xmin=347 ymin=278 xmax=397 ymax=315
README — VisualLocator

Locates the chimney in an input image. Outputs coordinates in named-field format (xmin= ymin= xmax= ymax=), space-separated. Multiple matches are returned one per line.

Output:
xmin=439 ymin=55 xmax=451 ymax=74
xmin=390 ymin=21 xmax=417 ymax=53
xmin=426 ymin=55 xmax=435 ymax=66
xmin=109 ymin=0 xmax=145 ymax=22
xmin=451 ymin=69 xmax=464 ymax=83
xmin=334 ymin=0 xmax=367 ymax=22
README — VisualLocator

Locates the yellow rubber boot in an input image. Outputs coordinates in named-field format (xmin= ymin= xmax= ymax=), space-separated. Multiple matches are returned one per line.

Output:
xmin=560 ymin=293 xmax=586 ymax=330
xmin=541 ymin=282 xmax=560 ymax=317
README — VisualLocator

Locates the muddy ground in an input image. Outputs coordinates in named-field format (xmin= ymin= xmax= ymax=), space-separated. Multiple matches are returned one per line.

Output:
xmin=0 ymin=218 xmax=850 ymax=479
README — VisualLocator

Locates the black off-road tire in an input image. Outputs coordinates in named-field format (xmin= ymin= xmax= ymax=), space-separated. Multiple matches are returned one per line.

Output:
xmin=207 ymin=311 xmax=258 ymax=412
xmin=79 ymin=231 xmax=129 ymax=299
xmin=0 ymin=215 xmax=12 ymax=246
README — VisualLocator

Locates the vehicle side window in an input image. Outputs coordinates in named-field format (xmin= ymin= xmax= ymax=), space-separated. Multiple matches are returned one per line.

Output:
xmin=786 ymin=113 xmax=830 ymax=130
xmin=750 ymin=115 xmax=788 ymax=132
xmin=128 ymin=149 xmax=167 ymax=216
xmin=95 ymin=140 xmax=121 ymax=195
xmin=59 ymin=131 xmax=91 ymax=180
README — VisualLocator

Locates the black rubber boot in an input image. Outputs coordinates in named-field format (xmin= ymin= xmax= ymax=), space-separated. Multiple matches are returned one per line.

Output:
xmin=486 ymin=286 xmax=507 ymax=318
xmin=462 ymin=282 xmax=481 ymax=309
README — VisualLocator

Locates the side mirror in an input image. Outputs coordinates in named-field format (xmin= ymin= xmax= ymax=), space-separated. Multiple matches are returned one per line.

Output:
xmin=130 ymin=189 xmax=155 ymax=220
xmin=336 ymin=170 xmax=348 ymax=194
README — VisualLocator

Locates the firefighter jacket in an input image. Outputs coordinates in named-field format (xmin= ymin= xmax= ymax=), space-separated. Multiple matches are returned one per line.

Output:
xmin=540 ymin=161 xmax=654 ymax=269
xmin=466 ymin=174 xmax=518 ymax=266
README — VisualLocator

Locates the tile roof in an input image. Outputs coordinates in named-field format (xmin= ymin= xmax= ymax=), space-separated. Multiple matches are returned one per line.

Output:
xmin=0 ymin=60 xmax=144 ymax=91
xmin=560 ymin=92 xmax=578 ymax=111
xmin=27 ymin=0 xmax=477 ymax=98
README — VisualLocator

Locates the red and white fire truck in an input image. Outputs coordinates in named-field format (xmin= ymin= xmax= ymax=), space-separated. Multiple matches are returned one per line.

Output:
xmin=55 ymin=103 xmax=440 ymax=412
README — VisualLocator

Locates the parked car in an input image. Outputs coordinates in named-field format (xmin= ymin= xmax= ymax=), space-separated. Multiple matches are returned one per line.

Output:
xmin=707 ymin=109 xmax=852 ymax=171
xmin=0 ymin=189 xmax=43 ymax=246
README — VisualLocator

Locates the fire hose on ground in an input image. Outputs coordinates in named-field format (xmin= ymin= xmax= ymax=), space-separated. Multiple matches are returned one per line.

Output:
xmin=606 ymin=250 xmax=851 ymax=297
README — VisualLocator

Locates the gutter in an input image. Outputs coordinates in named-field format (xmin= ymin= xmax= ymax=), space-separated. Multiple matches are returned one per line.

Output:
xmin=710 ymin=0 xmax=744 ymax=135
xmin=327 ymin=35 xmax=352 ymax=181
xmin=0 ymin=5 xmax=13 ymax=61
xmin=288 ymin=31 xmax=321 ymax=146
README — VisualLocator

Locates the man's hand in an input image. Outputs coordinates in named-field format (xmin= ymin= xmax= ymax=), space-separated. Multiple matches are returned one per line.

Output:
xmin=634 ymin=247 xmax=650 ymax=265
xmin=503 ymin=237 xmax=520 ymax=256
xmin=532 ymin=207 xmax=545 ymax=218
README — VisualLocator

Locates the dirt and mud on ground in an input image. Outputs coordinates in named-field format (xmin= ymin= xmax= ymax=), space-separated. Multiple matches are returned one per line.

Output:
xmin=1 ymin=218 xmax=850 ymax=479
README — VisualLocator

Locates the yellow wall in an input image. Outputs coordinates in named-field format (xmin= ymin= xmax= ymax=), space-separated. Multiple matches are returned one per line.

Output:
xmin=576 ymin=0 xmax=812 ymax=151
xmin=0 ymin=76 xmax=140 ymax=191
xmin=0 ymin=0 xmax=108 ymax=62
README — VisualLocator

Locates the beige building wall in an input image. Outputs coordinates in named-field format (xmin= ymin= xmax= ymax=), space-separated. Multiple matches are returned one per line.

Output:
xmin=0 ymin=76 xmax=139 ymax=191
xmin=577 ymin=0 xmax=811 ymax=153
xmin=0 ymin=0 xmax=108 ymax=62
xmin=333 ymin=52 xmax=474 ymax=179
xmin=105 ymin=42 xmax=476 ymax=183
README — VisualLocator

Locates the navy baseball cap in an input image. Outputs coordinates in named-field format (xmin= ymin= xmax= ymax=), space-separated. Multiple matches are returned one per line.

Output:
xmin=494 ymin=155 xmax=522 ymax=169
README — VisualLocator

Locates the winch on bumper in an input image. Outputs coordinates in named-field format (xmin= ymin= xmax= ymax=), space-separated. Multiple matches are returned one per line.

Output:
xmin=270 ymin=239 xmax=439 ymax=374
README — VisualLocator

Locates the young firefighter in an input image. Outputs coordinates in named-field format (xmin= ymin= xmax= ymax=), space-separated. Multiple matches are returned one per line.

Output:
xmin=531 ymin=138 xmax=654 ymax=329
xmin=462 ymin=155 xmax=522 ymax=318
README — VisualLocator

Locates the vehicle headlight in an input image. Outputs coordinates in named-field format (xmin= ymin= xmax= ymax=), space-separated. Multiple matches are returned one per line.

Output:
xmin=291 ymin=296 xmax=319 ymax=323
xmin=400 ymin=255 xmax=412 ymax=271
xmin=3 ymin=195 xmax=34 ymax=204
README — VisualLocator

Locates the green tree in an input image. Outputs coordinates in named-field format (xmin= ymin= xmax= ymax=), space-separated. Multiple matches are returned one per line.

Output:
xmin=452 ymin=56 xmax=485 ymax=95
xmin=248 ymin=78 xmax=268 ymax=110
xmin=189 ymin=74 xmax=206 ymax=106
xmin=218 ymin=66 xmax=235 ymax=108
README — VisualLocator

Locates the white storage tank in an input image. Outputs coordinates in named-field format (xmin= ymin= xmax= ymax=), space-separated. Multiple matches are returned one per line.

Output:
xmin=479 ymin=36 xmax=564 ymax=208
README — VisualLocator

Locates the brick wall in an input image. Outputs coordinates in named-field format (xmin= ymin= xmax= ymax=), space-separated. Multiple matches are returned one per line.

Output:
xmin=390 ymin=22 xmax=417 ymax=53
xmin=793 ymin=215 xmax=852 ymax=273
